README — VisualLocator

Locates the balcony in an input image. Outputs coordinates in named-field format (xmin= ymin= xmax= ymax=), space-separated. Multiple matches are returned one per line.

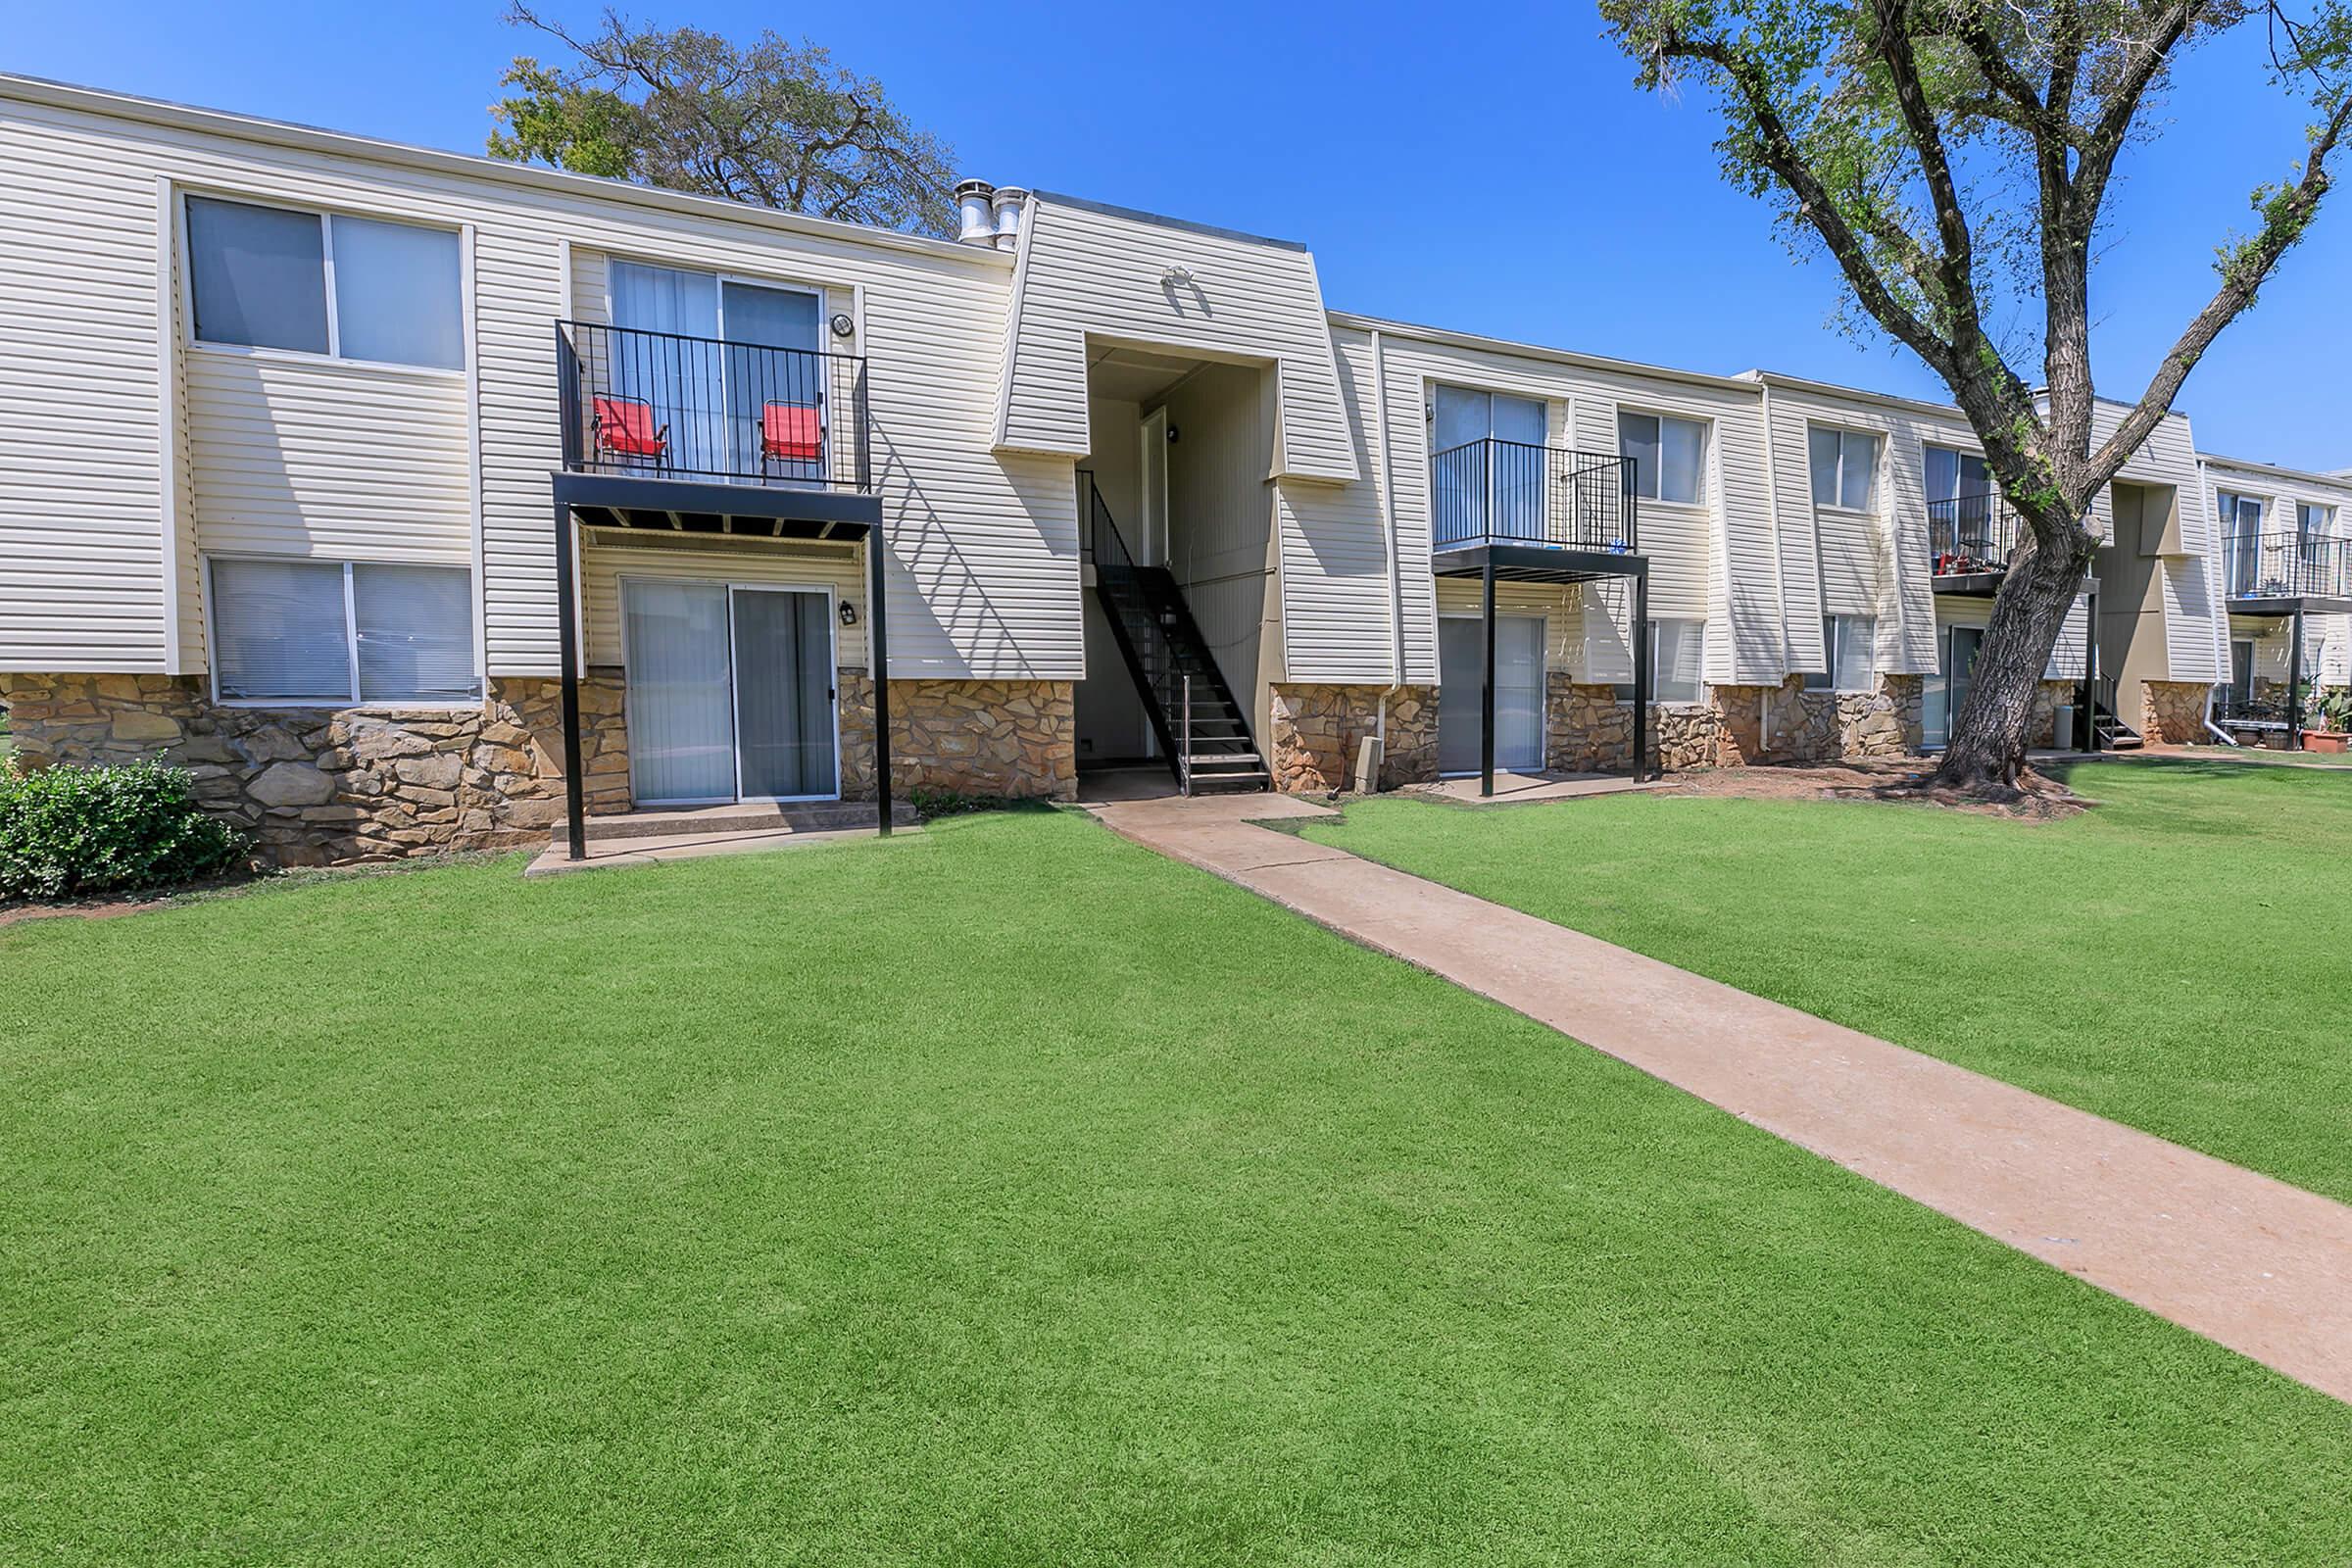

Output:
xmin=1927 ymin=492 xmax=2018 ymax=584
xmin=1431 ymin=440 xmax=1637 ymax=556
xmin=2223 ymin=531 xmax=2352 ymax=610
xmin=556 ymin=319 xmax=871 ymax=495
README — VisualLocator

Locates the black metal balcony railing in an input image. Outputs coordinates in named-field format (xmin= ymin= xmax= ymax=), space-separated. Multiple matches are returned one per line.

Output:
xmin=1927 ymin=492 xmax=2019 ymax=576
xmin=1431 ymin=440 xmax=1636 ymax=554
xmin=556 ymin=319 xmax=871 ymax=491
xmin=2213 ymin=687 xmax=2293 ymax=728
xmin=2223 ymin=531 xmax=2352 ymax=601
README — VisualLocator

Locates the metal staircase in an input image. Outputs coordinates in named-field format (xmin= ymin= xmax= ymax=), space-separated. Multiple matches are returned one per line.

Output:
xmin=2090 ymin=675 xmax=2143 ymax=750
xmin=1083 ymin=475 xmax=1268 ymax=794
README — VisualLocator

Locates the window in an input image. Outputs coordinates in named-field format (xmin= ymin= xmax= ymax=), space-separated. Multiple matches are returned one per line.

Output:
xmin=2299 ymin=502 xmax=2333 ymax=536
xmin=211 ymin=558 xmax=477 ymax=705
xmin=1431 ymin=384 xmax=1547 ymax=541
xmin=1807 ymin=427 xmax=1880 ymax=511
xmin=1804 ymin=615 xmax=1877 ymax=691
xmin=1618 ymin=411 xmax=1707 ymax=505
xmin=1924 ymin=444 xmax=1992 ymax=506
xmin=1615 ymin=617 xmax=1707 ymax=705
xmin=2219 ymin=490 xmax=2265 ymax=595
xmin=186 ymin=196 xmax=464 ymax=369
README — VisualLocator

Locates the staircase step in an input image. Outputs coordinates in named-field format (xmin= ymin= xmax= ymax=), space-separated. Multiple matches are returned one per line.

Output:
xmin=1187 ymin=752 xmax=1261 ymax=766
xmin=553 ymin=800 xmax=918 ymax=845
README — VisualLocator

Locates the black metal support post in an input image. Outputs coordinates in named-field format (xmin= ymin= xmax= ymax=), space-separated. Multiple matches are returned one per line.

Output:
xmin=1480 ymin=555 xmax=1497 ymax=798
xmin=551 ymin=499 xmax=587 ymax=861
xmin=867 ymin=525 xmax=893 ymax=836
xmin=1632 ymin=572 xmax=1650 ymax=784
xmin=2288 ymin=606 xmax=2306 ymax=754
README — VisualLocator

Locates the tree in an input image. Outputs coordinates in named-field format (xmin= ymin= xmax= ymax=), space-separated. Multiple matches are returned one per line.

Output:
xmin=1599 ymin=0 xmax=2352 ymax=789
xmin=488 ymin=6 xmax=957 ymax=237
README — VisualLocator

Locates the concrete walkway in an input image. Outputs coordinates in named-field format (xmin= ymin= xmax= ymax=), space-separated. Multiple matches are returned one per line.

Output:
xmin=1088 ymin=792 xmax=2352 ymax=1404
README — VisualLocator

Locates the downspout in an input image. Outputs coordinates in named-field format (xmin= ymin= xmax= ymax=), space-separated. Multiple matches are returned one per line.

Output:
xmin=1371 ymin=328 xmax=1406 ymax=781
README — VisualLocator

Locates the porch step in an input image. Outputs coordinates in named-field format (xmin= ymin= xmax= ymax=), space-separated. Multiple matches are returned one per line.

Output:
xmin=1187 ymin=751 xmax=1262 ymax=767
xmin=552 ymin=799 xmax=919 ymax=846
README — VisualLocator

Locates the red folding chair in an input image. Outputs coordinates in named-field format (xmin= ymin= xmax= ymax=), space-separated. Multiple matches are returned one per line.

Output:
xmin=761 ymin=402 xmax=823 ymax=471
xmin=592 ymin=396 xmax=668 ymax=466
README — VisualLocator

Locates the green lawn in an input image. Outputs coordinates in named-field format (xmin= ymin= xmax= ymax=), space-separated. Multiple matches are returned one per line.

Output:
xmin=5 ymin=808 xmax=2350 ymax=1563
xmin=1304 ymin=759 xmax=2352 ymax=1205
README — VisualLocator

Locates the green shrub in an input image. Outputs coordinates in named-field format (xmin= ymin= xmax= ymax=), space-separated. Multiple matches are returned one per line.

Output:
xmin=0 ymin=760 xmax=247 ymax=901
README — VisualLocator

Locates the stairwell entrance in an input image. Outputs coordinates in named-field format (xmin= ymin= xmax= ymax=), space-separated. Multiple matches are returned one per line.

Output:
xmin=1076 ymin=350 xmax=1281 ymax=793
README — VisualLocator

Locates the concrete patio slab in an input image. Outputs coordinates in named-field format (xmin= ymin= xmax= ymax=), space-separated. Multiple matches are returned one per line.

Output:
xmin=525 ymin=824 xmax=919 ymax=878
xmin=1408 ymin=770 xmax=1670 ymax=806
xmin=1090 ymin=792 xmax=2352 ymax=1405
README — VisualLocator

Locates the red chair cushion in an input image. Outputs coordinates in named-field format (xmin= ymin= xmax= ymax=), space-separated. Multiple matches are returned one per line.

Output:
xmin=762 ymin=403 xmax=822 ymax=462
xmin=593 ymin=396 xmax=665 ymax=457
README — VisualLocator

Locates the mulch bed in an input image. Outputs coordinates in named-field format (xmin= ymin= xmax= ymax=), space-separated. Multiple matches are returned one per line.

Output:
xmin=1663 ymin=756 xmax=2091 ymax=820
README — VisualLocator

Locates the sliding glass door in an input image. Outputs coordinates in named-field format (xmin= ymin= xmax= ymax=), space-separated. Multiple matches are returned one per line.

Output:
xmin=1433 ymin=386 xmax=1546 ymax=542
xmin=622 ymin=578 xmax=840 ymax=806
xmin=730 ymin=586 xmax=838 ymax=801
xmin=624 ymin=579 xmax=738 ymax=805
xmin=607 ymin=262 xmax=823 ymax=479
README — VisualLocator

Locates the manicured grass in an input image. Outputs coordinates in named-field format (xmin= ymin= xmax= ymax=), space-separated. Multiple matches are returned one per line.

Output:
xmin=4 ymin=808 xmax=2349 ymax=1563
xmin=1304 ymin=759 xmax=2352 ymax=1205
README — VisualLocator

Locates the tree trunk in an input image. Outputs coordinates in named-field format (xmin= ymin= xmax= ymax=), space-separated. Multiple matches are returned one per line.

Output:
xmin=1933 ymin=516 xmax=2094 ymax=792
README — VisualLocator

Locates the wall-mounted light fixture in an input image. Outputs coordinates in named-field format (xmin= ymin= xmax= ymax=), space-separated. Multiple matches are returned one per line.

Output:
xmin=1161 ymin=265 xmax=1195 ymax=288
xmin=829 ymin=312 xmax=856 ymax=338
xmin=1166 ymin=423 xmax=1180 ymax=444
xmin=838 ymin=600 xmax=859 ymax=626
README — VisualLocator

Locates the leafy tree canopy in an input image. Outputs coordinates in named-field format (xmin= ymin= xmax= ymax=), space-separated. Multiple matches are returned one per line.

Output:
xmin=1598 ymin=0 xmax=2352 ymax=785
xmin=488 ymin=6 xmax=957 ymax=237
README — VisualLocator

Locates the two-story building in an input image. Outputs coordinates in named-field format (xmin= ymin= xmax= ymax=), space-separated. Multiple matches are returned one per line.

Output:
xmin=0 ymin=74 xmax=2328 ymax=865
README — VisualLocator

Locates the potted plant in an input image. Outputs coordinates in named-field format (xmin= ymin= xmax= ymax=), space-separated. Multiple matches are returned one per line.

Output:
xmin=2303 ymin=682 xmax=2352 ymax=753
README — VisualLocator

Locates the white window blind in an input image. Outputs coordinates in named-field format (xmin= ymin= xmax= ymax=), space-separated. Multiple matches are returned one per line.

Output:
xmin=354 ymin=564 xmax=477 ymax=702
xmin=211 ymin=559 xmax=352 ymax=702
xmin=330 ymin=216 xmax=464 ymax=370
xmin=212 ymin=558 xmax=477 ymax=706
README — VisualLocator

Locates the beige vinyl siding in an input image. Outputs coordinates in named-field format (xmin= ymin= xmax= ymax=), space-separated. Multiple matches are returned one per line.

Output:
xmin=0 ymin=106 xmax=171 ymax=670
xmin=0 ymin=82 xmax=1082 ymax=685
xmin=1433 ymin=579 xmax=1582 ymax=665
xmin=580 ymin=532 xmax=866 ymax=667
xmin=1156 ymin=363 xmax=1281 ymax=713
xmin=1278 ymin=327 xmax=1394 ymax=684
xmin=1000 ymin=196 xmax=1357 ymax=483
xmin=1349 ymin=322 xmax=1772 ymax=686
xmin=184 ymin=349 xmax=473 ymax=564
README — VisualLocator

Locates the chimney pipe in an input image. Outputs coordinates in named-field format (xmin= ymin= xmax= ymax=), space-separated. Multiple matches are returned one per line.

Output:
xmin=954 ymin=178 xmax=997 ymax=246
xmin=991 ymin=186 xmax=1030 ymax=253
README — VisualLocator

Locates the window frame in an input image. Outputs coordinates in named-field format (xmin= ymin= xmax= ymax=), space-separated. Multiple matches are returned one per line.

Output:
xmin=1802 ymin=614 xmax=1878 ymax=693
xmin=203 ymin=553 xmax=482 ymax=710
xmin=180 ymin=191 xmax=468 ymax=378
xmin=1617 ymin=409 xmax=1710 ymax=507
xmin=1808 ymin=425 xmax=1882 ymax=513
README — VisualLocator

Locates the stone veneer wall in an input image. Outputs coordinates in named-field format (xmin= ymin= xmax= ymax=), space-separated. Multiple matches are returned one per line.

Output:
xmin=2142 ymin=679 xmax=2213 ymax=745
xmin=886 ymin=679 xmax=1075 ymax=800
xmin=1266 ymin=683 xmax=1439 ymax=792
xmin=1542 ymin=678 xmax=1724 ymax=772
xmin=1545 ymin=672 xmax=1923 ymax=774
xmin=0 ymin=670 xmax=628 ymax=865
xmin=2027 ymin=678 xmax=2082 ymax=748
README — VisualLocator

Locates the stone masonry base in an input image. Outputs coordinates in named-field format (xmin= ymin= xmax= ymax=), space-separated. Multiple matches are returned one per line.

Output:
xmin=1267 ymin=683 xmax=1438 ymax=792
xmin=1545 ymin=672 xmax=1925 ymax=773
xmin=2143 ymin=679 xmax=2213 ymax=745
xmin=0 ymin=671 xmax=625 ymax=866
xmin=2 ymin=670 xmax=1077 ymax=867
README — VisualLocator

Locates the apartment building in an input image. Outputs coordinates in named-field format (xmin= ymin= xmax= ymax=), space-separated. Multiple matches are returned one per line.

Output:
xmin=0 ymin=74 xmax=2314 ymax=864
xmin=2198 ymin=455 xmax=2352 ymax=743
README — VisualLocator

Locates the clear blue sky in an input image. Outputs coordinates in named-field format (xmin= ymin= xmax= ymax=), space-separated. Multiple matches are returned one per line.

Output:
xmin=12 ymin=0 xmax=2348 ymax=468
